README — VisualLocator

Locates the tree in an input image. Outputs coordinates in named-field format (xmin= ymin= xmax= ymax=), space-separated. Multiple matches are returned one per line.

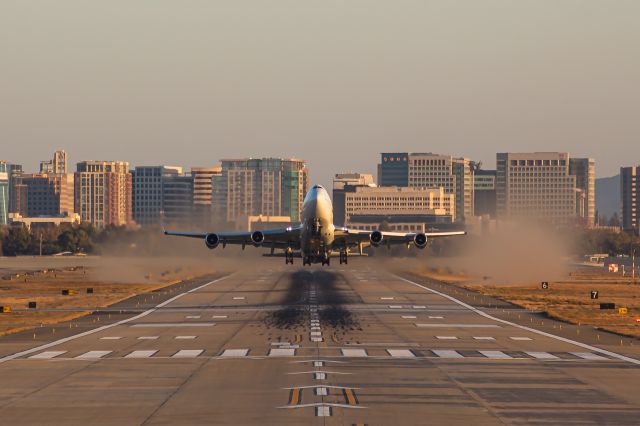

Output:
xmin=2 ymin=226 xmax=32 ymax=256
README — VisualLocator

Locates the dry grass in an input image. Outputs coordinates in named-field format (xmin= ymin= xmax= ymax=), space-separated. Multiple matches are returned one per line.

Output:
xmin=415 ymin=267 xmax=640 ymax=338
xmin=0 ymin=265 xmax=201 ymax=336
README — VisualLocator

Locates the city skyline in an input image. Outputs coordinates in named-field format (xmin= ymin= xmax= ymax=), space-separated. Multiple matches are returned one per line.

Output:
xmin=2 ymin=1 xmax=639 ymax=189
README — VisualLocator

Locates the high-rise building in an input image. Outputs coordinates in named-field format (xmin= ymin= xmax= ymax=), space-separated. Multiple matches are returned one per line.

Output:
xmin=39 ymin=150 xmax=67 ymax=174
xmin=75 ymin=161 xmax=132 ymax=228
xmin=191 ymin=167 xmax=222 ymax=226
xmin=621 ymin=166 xmax=640 ymax=234
xmin=21 ymin=174 xmax=75 ymax=217
xmin=213 ymin=158 xmax=308 ymax=224
xmin=332 ymin=173 xmax=375 ymax=226
xmin=496 ymin=152 xmax=595 ymax=226
xmin=474 ymin=170 xmax=497 ymax=218
xmin=570 ymin=158 xmax=596 ymax=226
xmin=0 ymin=162 xmax=9 ymax=225
xmin=8 ymin=164 xmax=25 ymax=215
xmin=378 ymin=153 xmax=474 ymax=222
xmin=343 ymin=186 xmax=455 ymax=231
xmin=132 ymin=166 xmax=182 ymax=226
xmin=162 ymin=175 xmax=194 ymax=226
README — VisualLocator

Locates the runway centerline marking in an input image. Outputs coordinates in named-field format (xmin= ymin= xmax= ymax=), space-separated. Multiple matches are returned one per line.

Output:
xmin=138 ymin=336 xmax=159 ymax=340
xmin=397 ymin=275 xmax=640 ymax=365
xmin=416 ymin=324 xmax=501 ymax=328
xmin=131 ymin=323 xmax=215 ymax=328
xmin=100 ymin=336 xmax=122 ymax=340
xmin=0 ymin=275 xmax=231 ymax=364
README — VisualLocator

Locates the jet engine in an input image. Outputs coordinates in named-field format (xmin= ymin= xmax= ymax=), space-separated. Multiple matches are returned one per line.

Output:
xmin=251 ymin=231 xmax=265 ymax=246
xmin=370 ymin=230 xmax=384 ymax=247
xmin=413 ymin=233 xmax=428 ymax=249
xmin=205 ymin=233 xmax=220 ymax=249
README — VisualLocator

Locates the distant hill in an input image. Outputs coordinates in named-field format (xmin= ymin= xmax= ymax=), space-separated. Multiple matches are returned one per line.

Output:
xmin=596 ymin=175 xmax=619 ymax=220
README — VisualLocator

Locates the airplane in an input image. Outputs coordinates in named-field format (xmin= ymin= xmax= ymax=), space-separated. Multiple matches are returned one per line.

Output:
xmin=164 ymin=184 xmax=466 ymax=266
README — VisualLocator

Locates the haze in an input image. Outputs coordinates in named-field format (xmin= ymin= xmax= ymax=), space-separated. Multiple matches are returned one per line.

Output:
xmin=1 ymin=1 xmax=639 ymax=188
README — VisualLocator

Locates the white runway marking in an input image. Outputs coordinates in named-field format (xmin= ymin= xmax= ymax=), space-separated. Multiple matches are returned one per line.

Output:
xmin=316 ymin=406 xmax=332 ymax=417
xmin=436 ymin=336 xmax=458 ymax=340
xmin=125 ymin=350 xmax=158 ymax=359
xmin=220 ymin=349 xmax=249 ymax=357
xmin=175 ymin=336 xmax=197 ymax=340
xmin=100 ymin=336 xmax=122 ymax=340
xmin=397 ymin=276 xmax=640 ymax=365
xmin=233 ymin=297 xmax=245 ymax=300
xmin=314 ymin=372 xmax=326 ymax=380
xmin=380 ymin=297 xmax=394 ymax=300
xmin=433 ymin=350 xmax=463 ymax=359
xmin=387 ymin=349 xmax=416 ymax=358
xmin=401 ymin=315 xmax=417 ymax=319
xmin=0 ymin=276 xmax=230 ymax=364
xmin=473 ymin=336 xmax=495 ymax=341
xmin=428 ymin=316 xmax=444 ymax=319
xmin=416 ymin=324 xmax=501 ymax=328
xmin=315 ymin=387 xmax=328 ymax=396
xmin=172 ymin=349 xmax=204 ymax=358
xmin=526 ymin=351 xmax=559 ymax=360
xmin=29 ymin=351 xmax=67 ymax=359
xmin=76 ymin=351 xmax=111 ymax=360
xmin=341 ymin=348 xmax=368 ymax=357
xmin=131 ymin=323 xmax=215 ymax=328
xmin=389 ymin=305 xmax=403 ymax=309
xmin=311 ymin=331 xmax=322 ymax=337
xmin=413 ymin=305 xmax=426 ymax=309
xmin=138 ymin=336 xmax=159 ymax=340
xmin=269 ymin=348 xmax=295 ymax=357
xmin=212 ymin=315 xmax=228 ymax=319
xmin=185 ymin=315 xmax=201 ymax=319
xmin=510 ymin=337 xmax=532 ymax=341
xmin=311 ymin=337 xmax=323 ymax=342
xmin=480 ymin=350 xmax=512 ymax=359
xmin=314 ymin=361 xmax=324 ymax=367
xmin=571 ymin=352 xmax=608 ymax=361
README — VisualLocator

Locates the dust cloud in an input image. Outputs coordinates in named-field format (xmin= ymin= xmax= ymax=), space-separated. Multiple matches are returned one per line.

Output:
xmin=88 ymin=228 xmax=257 ymax=283
xmin=378 ymin=221 xmax=571 ymax=284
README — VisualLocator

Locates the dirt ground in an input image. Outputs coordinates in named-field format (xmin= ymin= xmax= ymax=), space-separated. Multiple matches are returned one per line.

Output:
xmin=415 ymin=265 xmax=640 ymax=338
xmin=0 ymin=255 xmax=220 ymax=336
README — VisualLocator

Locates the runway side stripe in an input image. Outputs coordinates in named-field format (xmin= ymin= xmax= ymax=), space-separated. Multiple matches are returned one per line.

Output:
xmin=0 ymin=275 xmax=231 ymax=364
xmin=396 ymin=275 xmax=640 ymax=365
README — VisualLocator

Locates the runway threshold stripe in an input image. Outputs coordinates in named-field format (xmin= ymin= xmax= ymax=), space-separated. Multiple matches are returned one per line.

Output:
xmin=387 ymin=349 xmax=416 ymax=358
xmin=341 ymin=349 xmax=368 ymax=357
xmin=479 ymin=350 xmax=512 ymax=359
xmin=397 ymin=275 xmax=640 ymax=365
xmin=29 ymin=351 xmax=67 ymax=359
xmin=125 ymin=350 xmax=157 ymax=359
xmin=571 ymin=352 xmax=609 ymax=361
xmin=433 ymin=350 xmax=463 ymax=359
xmin=526 ymin=351 xmax=559 ymax=360
xmin=76 ymin=351 xmax=112 ymax=360
xmin=1 ymin=276 xmax=231 ymax=364
xmin=220 ymin=349 xmax=249 ymax=357
xmin=172 ymin=350 xmax=204 ymax=358
xmin=269 ymin=348 xmax=295 ymax=357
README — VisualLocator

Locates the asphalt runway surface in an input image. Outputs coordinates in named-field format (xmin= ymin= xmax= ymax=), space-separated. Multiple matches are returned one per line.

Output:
xmin=1 ymin=261 xmax=639 ymax=425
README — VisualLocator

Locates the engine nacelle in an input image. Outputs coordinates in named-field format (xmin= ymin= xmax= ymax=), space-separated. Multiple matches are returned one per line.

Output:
xmin=205 ymin=233 xmax=220 ymax=249
xmin=370 ymin=230 xmax=384 ymax=247
xmin=251 ymin=231 xmax=265 ymax=246
xmin=413 ymin=233 xmax=428 ymax=249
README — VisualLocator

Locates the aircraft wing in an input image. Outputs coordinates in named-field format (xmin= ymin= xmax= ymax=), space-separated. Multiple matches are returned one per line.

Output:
xmin=333 ymin=227 xmax=466 ymax=250
xmin=164 ymin=225 xmax=303 ymax=249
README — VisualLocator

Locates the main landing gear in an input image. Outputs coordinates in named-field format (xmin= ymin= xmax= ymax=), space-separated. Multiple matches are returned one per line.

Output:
xmin=321 ymin=257 xmax=330 ymax=266
xmin=285 ymin=251 xmax=294 ymax=265
xmin=303 ymin=256 xmax=311 ymax=266
xmin=339 ymin=250 xmax=348 ymax=265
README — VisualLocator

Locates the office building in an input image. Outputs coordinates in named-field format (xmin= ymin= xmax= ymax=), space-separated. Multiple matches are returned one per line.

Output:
xmin=8 ymin=164 xmax=25 ymax=215
xmin=213 ymin=158 xmax=308 ymax=225
xmin=496 ymin=152 xmax=595 ymax=226
xmin=570 ymin=158 xmax=596 ymax=226
xmin=75 ymin=161 xmax=132 ymax=228
xmin=332 ymin=173 xmax=375 ymax=226
xmin=132 ymin=166 xmax=182 ymax=226
xmin=378 ymin=153 xmax=474 ymax=222
xmin=191 ymin=167 xmax=222 ymax=226
xmin=343 ymin=185 xmax=455 ymax=232
xmin=161 ymin=175 xmax=194 ymax=226
xmin=0 ymin=162 xmax=8 ymax=225
xmin=474 ymin=170 xmax=497 ymax=218
xmin=21 ymin=173 xmax=75 ymax=217
xmin=621 ymin=166 xmax=639 ymax=234
xmin=39 ymin=150 xmax=67 ymax=174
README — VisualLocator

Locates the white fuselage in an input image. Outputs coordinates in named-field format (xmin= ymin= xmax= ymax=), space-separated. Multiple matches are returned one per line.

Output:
xmin=300 ymin=185 xmax=335 ymax=263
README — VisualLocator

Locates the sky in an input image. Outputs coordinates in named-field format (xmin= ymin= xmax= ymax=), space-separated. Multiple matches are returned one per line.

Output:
xmin=1 ymin=1 xmax=639 ymax=188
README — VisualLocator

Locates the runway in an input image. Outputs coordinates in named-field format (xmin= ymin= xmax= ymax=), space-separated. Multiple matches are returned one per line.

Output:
xmin=1 ymin=262 xmax=639 ymax=425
